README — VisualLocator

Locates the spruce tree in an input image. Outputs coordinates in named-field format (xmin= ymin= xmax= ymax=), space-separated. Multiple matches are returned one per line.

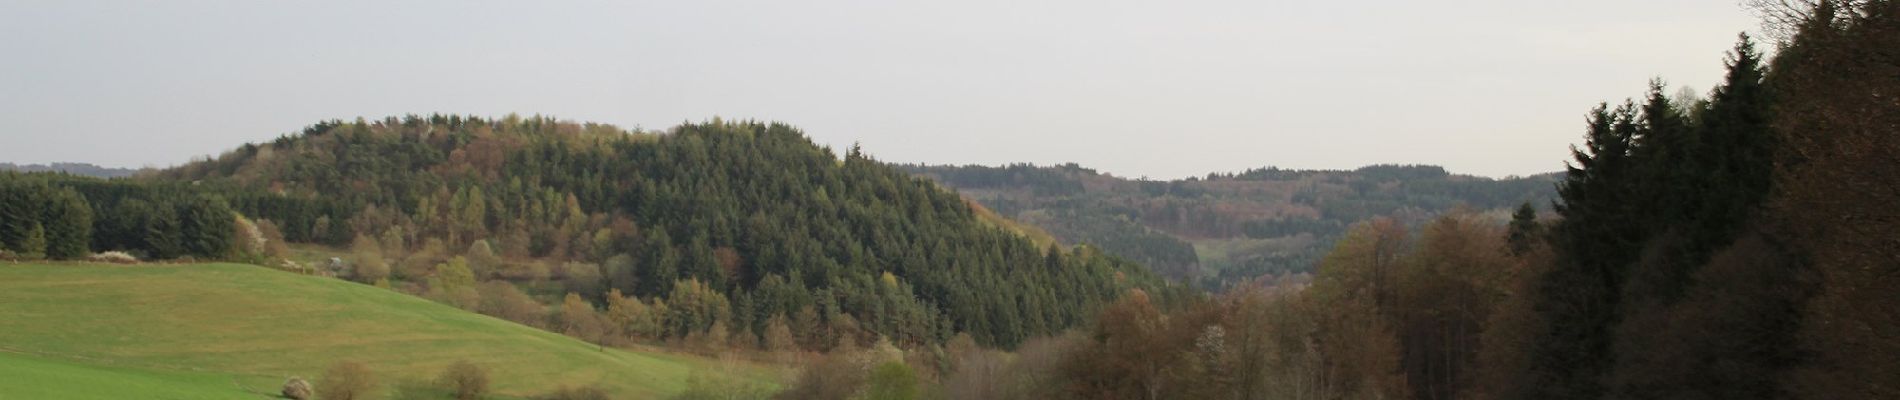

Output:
xmin=1631 ymin=80 xmax=1699 ymax=228
xmin=1691 ymin=34 xmax=1774 ymax=251
xmin=177 ymin=196 xmax=234 ymax=258
xmin=144 ymin=203 xmax=185 ymax=259
xmin=1618 ymin=83 xmax=1706 ymax=309
xmin=1528 ymin=103 xmax=1643 ymax=400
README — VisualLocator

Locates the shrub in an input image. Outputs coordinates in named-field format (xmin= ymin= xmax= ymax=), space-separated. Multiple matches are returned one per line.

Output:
xmin=437 ymin=360 xmax=490 ymax=400
xmin=282 ymin=377 xmax=314 ymax=400
xmin=354 ymin=257 xmax=391 ymax=283
xmin=234 ymin=214 xmax=265 ymax=258
xmin=317 ymin=361 xmax=378 ymax=400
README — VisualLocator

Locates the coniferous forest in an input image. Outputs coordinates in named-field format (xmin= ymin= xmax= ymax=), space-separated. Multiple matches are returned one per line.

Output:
xmin=1 ymin=1 xmax=1895 ymax=399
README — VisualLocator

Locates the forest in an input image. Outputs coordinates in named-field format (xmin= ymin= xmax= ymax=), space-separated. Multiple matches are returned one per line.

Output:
xmin=880 ymin=2 xmax=1893 ymax=399
xmin=0 ymin=1 xmax=1893 ymax=399
xmin=900 ymin=162 xmax=1557 ymax=289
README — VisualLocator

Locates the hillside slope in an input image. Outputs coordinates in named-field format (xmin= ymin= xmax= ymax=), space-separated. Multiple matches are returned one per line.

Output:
xmin=0 ymin=262 xmax=769 ymax=399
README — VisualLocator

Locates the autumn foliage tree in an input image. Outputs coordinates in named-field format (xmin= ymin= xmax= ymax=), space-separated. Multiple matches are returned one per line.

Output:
xmin=1767 ymin=2 xmax=1900 ymax=398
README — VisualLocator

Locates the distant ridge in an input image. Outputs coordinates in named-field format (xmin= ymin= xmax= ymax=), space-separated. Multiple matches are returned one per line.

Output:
xmin=0 ymin=162 xmax=140 ymax=178
xmin=903 ymin=162 xmax=1560 ymax=288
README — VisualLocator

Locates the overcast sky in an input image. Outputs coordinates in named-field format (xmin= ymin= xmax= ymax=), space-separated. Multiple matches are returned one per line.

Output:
xmin=1 ymin=1 xmax=1761 ymax=179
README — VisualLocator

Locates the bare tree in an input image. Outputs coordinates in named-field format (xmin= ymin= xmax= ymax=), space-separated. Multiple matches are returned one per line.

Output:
xmin=1743 ymin=0 xmax=1866 ymax=43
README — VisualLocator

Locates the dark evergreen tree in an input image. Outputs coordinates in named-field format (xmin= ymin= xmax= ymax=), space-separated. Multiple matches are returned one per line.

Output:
xmin=1506 ymin=202 xmax=1540 ymax=256
xmin=1526 ymin=103 xmax=1643 ymax=400
xmin=176 ymin=196 xmax=234 ymax=259
xmin=1689 ymin=34 xmax=1775 ymax=252
xmin=41 ymin=187 xmax=93 ymax=260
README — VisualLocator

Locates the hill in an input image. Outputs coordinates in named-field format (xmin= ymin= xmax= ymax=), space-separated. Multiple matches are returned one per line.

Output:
xmin=902 ymin=163 xmax=1558 ymax=287
xmin=0 ymin=262 xmax=771 ymax=399
xmin=41 ymin=115 xmax=1162 ymax=348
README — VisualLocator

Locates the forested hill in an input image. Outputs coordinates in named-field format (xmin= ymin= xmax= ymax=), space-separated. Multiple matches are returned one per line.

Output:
xmin=68 ymin=116 xmax=1164 ymax=348
xmin=901 ymin=163 xmax=1558 ymax=287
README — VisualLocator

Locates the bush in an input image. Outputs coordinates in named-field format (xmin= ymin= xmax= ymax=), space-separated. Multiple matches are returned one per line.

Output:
xmin=354 ymin=257 xmax=391 ymax=283
xmin=317 ymin=361 xmax=378 ymax=400
xmin=438 ymin=360 xmax=490 ymax=400
xmin=535 ymin=385 xmax=610 ymax=400
xmin=282 ymin=377 xmax=314 ymax=400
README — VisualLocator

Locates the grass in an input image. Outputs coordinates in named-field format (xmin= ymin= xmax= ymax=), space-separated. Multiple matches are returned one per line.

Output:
xmin=0 ymin=351 xmax=255 ymax=400
xmin=0 ymin=262 xmax=778 ymax=399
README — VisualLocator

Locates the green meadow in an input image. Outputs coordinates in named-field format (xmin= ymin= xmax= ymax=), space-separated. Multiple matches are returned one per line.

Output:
xmin=0 ymin=262 xmax=776 ymax=399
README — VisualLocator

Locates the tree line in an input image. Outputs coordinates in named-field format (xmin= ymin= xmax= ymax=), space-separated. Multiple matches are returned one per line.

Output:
xmin=0 ymin=173 xmax=242 ymax=262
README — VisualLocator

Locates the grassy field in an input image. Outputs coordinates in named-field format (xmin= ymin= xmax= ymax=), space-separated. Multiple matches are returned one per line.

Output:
xmin=0 ymin=262 xmax=777 ymax=399
xmin=0 ymin=351 xmax=257 ymax=400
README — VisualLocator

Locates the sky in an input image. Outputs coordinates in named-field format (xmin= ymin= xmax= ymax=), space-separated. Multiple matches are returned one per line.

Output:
xmin=0 ymin=1 xmax=1762 ymax=179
